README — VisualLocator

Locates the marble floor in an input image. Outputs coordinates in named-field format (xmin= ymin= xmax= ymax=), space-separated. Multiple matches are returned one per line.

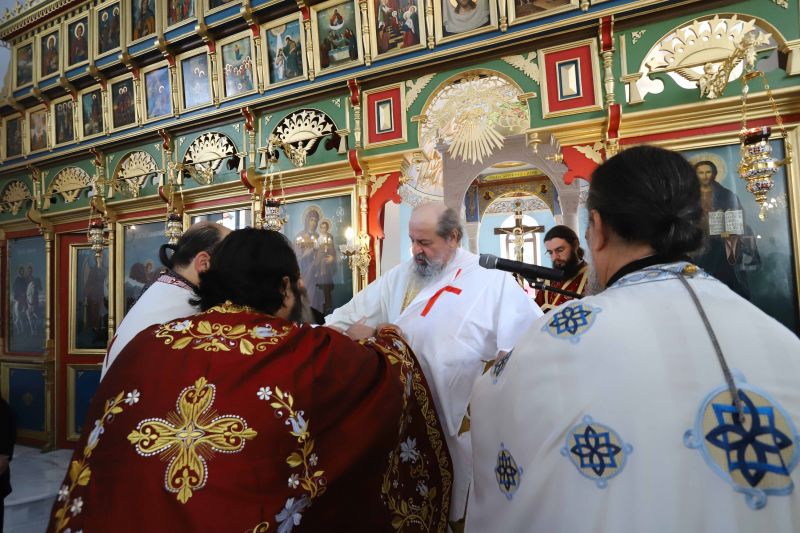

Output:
xmin=5 ymin=446 xmax=72 ymax=533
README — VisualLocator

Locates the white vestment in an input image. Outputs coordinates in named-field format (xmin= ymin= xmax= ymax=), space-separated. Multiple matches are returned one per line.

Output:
xmin=467 ymin=261 xmax=800 ymax=532
xmin=326 ymin=248 xmax=541 ymax=520
xmin=101 ymin=273 xmax=197 ymax=379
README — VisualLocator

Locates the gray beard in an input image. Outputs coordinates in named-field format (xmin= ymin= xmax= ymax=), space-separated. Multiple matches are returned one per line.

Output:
xmin=584 ymin=265 xmax=605 ymax=297
xmin=413 ymin=253 xmax=446 ymax=279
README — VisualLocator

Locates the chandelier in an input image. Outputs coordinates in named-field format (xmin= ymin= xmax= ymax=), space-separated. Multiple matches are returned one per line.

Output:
xmin=164 ymin=211 xmax=184 ymax=245
xmin=736 ymin=36 xmax=793 ymax=220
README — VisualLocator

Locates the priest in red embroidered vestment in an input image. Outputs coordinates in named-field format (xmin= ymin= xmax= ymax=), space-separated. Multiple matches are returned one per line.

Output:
xmin=48 ymin=229 xmax=452 ymax=533
xmin=535 ymin=225 xmax=590 ymax=312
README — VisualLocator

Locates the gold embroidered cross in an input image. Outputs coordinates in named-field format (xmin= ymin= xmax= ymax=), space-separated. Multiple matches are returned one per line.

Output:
xmin=127 ymin=377 xmax=257 ymax=503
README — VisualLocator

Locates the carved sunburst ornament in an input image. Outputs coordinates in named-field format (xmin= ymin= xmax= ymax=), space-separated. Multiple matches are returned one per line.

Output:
xmin=115 ymin=151 xmax=158 ymax=198
xmin=271 ymin=109 xmax=338 ymax=167
xmin=406 ymin=73 xmax=528 ymax=195
xmin=1 ymin=180 xmax=31 ymax=214
xmin=632 ymin=15 xmax=774 ymax=102
xmin=49 ymin=167 xmax=91 ymax=203
xmin=183 ymin=133 xmax=237 ymax=185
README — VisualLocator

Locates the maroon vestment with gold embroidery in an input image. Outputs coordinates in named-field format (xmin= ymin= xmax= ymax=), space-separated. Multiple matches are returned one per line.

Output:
xmin=48 ymin=304 xmax=452 ymax=533
xmin=534 ymin=262 xmax=590 ymax=313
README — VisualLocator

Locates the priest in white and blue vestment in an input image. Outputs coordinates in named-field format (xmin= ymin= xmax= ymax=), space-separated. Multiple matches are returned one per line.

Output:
xmin=467 ymin=146 xmax=800 ymax=532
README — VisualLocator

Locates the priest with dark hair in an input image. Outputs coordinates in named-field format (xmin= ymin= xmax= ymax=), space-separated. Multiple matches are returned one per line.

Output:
xmin=49 ymin=228 xmax=451 ymax=533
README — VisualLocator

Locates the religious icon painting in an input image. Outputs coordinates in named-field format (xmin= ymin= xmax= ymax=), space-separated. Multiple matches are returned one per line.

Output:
xmin=14 ymin=40 xmax=34 ymax=89
xmin=69 ymin=244 xmax=109 ymax=353
xmin=53 ymin=97 xmax=76 ymax=145
xmin=28 ymin=107 xmax=48 ymax=153
xmin=4 ymin=116 xmax=23 ymax=159
xmin=537 ymin=39 xmax=602 ymax=118
xmin=1 ymin=363 xmax=47 ymax=440
xmin=130 ymin=0 xmax=157 ymax=43
xmin=80 ymin=87 xmax=105 ymax=139
xmin=119 ymin=219 xmax=166 ymax=320
xmin=190 ymin=207 xmax=252 ymax=230
xmin=7 ymin=236 xmax=47 ymax=354
xmin=218 ymin=33 xmax=257 ymax=100
xmin=206 ymin=0 xmax=234 ymax=13
xmin=363 ymin=83 xmax=407 ymax=148
xmin=434 ymin=0 xmax=497 ymax=43
xmin=262 ymin=15 xmax=306 ymax=87
xmin=281 ymin=191 xmax=356 ymax=316
xmin=311 ymin=0 xmax=363 ymax=75
xmin=39 ymin=28 xmax=61 ymax=80
xmin=178 ymin=50 xmax=213 ymax=110
xmin=95 ymin=0 xmax=121 ymax=59
xmin=67 ymin=365 xmax=101 ymax=440
xmin=110 ymin=76 xmax=137 ymax=130
xmin=679 ymin=139 xmax=800 ymax=333
xmin=368 ymin=0 xmax=425 ymax=59
xmin=166 ymin=0 xmax=195 ymax=28
xmin=507 ymin=0 xmax=575 ymax=26
xmin=143 ymin=63 xmax=172 ymax=121
xmin=66 ymin=15 xmax=90 ymax=67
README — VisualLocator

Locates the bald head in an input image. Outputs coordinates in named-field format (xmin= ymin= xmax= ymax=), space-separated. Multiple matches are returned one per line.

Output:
xmin=409 ymin=203 xmax=463 ymax=278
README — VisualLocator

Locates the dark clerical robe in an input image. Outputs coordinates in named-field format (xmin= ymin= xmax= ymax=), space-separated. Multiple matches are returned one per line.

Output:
xmin=48 ymin=303 xmax=452 ymax=533
xmin=534 ymin=262 xmax=589 ymax=313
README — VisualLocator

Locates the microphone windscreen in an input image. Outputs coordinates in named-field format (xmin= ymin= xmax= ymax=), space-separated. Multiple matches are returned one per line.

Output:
xmin=479 ymin=254 xmax=498 ymax=269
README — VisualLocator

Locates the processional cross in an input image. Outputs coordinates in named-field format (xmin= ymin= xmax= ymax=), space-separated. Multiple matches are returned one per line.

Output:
xmin=493 ymin=201 xmax=544 ymax=262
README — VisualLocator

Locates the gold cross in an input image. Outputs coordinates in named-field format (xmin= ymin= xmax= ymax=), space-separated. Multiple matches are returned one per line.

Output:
xmin=493 ymin=200 xmax=543 ymax=262
xmin=128 ymin=377 xmax=258 ymax=503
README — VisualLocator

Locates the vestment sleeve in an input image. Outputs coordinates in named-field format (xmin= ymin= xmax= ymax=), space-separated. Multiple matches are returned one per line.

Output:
xmin=492 ymin=272 xmax=542 ymax=355
xmin=324 ymin=275 xmax=389 ymax=329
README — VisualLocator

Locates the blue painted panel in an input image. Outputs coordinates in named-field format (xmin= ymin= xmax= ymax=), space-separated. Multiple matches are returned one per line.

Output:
xmin=8 ymin=368 xmax=45 ymax=433
xmin=73 ymin=368 xmax=101 ymax=435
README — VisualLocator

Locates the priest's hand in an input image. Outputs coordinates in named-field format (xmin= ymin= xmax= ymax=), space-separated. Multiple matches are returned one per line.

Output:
xmin=344 ymin=318 xmax=376 ymax=340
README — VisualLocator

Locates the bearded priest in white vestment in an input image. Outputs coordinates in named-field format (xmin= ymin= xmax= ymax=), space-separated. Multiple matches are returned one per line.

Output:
xmin=101 ymin=222 xmax=230 ymax=378
xmin=467 ymin=146 xmax=800 ymax=533
xmin=327 ymin=203 xmax=541 ymax=524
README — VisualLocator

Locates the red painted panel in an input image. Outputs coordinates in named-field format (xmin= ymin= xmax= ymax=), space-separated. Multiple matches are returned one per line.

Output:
xmin=544 ymin=44 xmax=597 ymax=113
xmin=366 ymin=87 xmax=403 ymax=145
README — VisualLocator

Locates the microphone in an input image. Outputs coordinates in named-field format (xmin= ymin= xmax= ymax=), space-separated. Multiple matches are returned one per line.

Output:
xmin=479 ymin=254 xmax=566 ymax=281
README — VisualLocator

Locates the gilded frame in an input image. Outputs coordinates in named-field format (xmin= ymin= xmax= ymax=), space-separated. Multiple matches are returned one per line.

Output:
xmin=185 ymin=201 xmax=252 ymax=230
xmin=362 ymin=82 xmax=408 ymax=149
xmin=433 ymin=0 xmax=498 ymax=45
xmin=129 ymin=0 xmax=160 ymax=46
xmin=66 ymin=363 xmax=102 ymax=441
xmin=2 ymin=114 xmax=25 ymax=160
xmin=63 ymin=12 xmax=91 ymax=70
xmin=114 ymin=215 xmax=169 ymax=323
xmin=27 ymin=104 xmax=49 ymax=155
xmin=68 ymin=243 xmax=110 ymax=355
xmin=367 ymin=0 xmax=426 ymax=60
xmin=281 ymin=185 xmax=359 ymax=314
xmin=261 ymin=13 xmax=308 ymax=89
xmin=163 ymin=0 xmax=196 ymax=32
xmin=310 ymin=0 xmax=364 ymax=77
xmin=37 ymin=26 xmax=61 ymax=82
xmin=537 ymin=37 xmax=603 ymax=119
xmin=1 ymin=362 xmax=49 ymax=441
xmin=141 ymin=60 xmax=174 ymax=123
xmin=215 ymin=30 xmax=259 ymax=102
xmin=507 ymin=0 xmax=577 ymax=26
xmin=654 ymin=127 xmax=800 ymax=333
xmin=177 ymin=48 xmax=214 ymax=112
xmin=52 ymin=94 xmax=77 ymax=147
xmin=108 ymin=73 xmax=139 ymax=132
xmin=94 ymin=0 xmax=123 ymax=61
xmin=78 ymin=85 xmax=106 ymax=140
xmin=12 ymin=37 xmax=34 ymax=90
xmin=204 ymin=0 xmax=236 ymax=18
